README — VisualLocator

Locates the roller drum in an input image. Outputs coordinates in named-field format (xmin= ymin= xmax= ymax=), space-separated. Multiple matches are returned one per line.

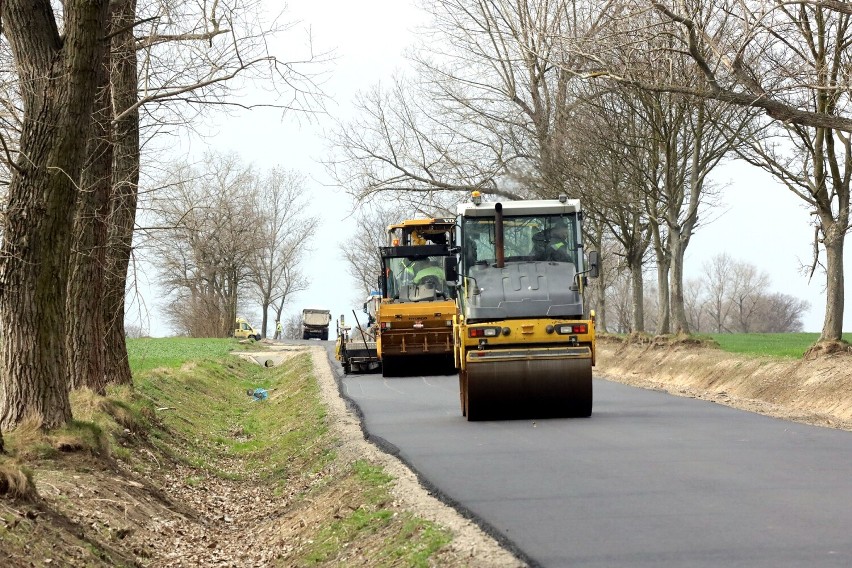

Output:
xmin=465 ymin=356 xmax=592 ymax=420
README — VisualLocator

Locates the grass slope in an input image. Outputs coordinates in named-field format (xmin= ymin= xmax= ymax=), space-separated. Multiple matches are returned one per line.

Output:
xmin=1 ymin=339 xmax=453 ymax=567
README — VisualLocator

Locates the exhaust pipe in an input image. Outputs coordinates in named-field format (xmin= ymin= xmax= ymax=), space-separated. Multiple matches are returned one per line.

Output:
xmin=495 ymin=203 xmax=504 ymax=268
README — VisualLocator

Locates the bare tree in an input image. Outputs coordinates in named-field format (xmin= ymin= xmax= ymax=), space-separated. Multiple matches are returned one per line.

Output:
xmin=0 ymin=0 xmax=108 ymax=430
xmin=754 ymin=293 xmax=810 ymax=333
xmin=99 ymin=0 xmax=330 ymax=384
xmin=340 ymin=203 xmax=416 ymax=299
xmin=682 ymin=277 xmax=706 ymax=333
xmin=728 ymin=262 xmax=771 ymax=333
xmin=282 ymin=312 xmax=304 ymax=340
xmin=247 ymin=167 xmax=317 ymax=338
xmin=326 ymin=0 xmax=618 ymax=207
xmin=703 ymin=253 xmax=736 ymax=333
xmin=102 ymin=0 xmax=141 ymax=388
xmin=66 ymin=22 xmax=113 ymax=394
xmin=570 ymin=89 xmax=654 ymax=331
xmin=150 ymin=154 xmax=263 ymax=336
xmin=586 ymin=1 xmax=850 ymax=343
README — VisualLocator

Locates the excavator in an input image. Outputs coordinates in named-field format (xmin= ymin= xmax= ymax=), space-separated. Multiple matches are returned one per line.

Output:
xmin=454 ymin=192 xmax=599 ymax=420
xmin=376 ymin=218 xmax=458 ymax=376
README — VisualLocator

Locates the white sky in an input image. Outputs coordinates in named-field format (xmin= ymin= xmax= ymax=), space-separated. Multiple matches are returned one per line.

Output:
xmin=134 ymin=0 xmax=850 ymax=336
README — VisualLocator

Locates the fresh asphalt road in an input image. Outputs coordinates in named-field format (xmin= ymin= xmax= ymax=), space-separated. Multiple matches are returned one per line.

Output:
xmin=321 ymin=345 xmax=852 ymax=567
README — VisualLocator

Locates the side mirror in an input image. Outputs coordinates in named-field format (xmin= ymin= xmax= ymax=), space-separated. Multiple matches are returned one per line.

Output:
xmin=363 ymin=302 xmax=368 ymax=313
xmin=588 ymin=250 xmax=600 ymax=278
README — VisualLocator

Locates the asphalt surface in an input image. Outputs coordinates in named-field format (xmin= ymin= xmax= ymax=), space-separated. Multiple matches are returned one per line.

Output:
xmin=319 ymin=342 xmax=852 ymax=568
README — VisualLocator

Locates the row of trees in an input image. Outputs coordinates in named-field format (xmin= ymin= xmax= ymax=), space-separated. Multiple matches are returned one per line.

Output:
xmin=607 ymin=254 xmax=810 ymax=335
xmin=327 ymin=0 xmax=850 ymax=345
xmin=147 ymin=154 xmax=316 ymax=338
xmin=0 ymin=1 xmax=324 ymax=450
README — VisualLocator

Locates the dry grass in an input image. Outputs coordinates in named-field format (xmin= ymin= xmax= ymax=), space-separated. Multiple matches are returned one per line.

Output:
xmin=0 ymin=462 xmax=35 ymax=500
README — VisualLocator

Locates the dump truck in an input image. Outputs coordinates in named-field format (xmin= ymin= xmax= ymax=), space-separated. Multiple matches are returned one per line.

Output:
xmin=301 ymin=308 xmax=331 ymax=340
xmin=454 ymin=192 xmax=599 ymax=420
xmin=377 ymin=218 xmax=458 ymax=376
xmin=335 ymin=293 xmax=382 ymax=374
xmin=234 ymin=317 xmax=261 ymax=341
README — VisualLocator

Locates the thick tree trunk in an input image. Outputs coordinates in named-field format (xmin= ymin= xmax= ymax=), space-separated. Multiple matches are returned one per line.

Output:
xmin=103 ymin=0 xmax=139 ymax=387
xmin=0 ymin=0 xmax=108 ymax=430
xmin=67 ymin=28 xmax=112 ymax=394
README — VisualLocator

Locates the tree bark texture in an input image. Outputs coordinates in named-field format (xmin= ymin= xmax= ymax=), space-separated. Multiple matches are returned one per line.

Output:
xmin=821 ymin=223 xmax=846 ymax=341
xmin=102 ymin=0 xmax=139 ymax=387
xmin=629 ymin=255 xmax=645 ymax=333
xmin=0 ymin=0 xmax=108 ymax=430
xmin=67 ymin=17 xmax=113 ymax=394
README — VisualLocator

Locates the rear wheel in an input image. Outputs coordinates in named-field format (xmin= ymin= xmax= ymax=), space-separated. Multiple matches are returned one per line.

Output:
xmin=458 ymin=369 xmax=467 ymax=417
xmin=381 ymin=356 xmax=398 ymax=377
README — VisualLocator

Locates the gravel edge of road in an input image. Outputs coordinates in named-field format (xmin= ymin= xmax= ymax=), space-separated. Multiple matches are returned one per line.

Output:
xmin=308 ymin=346 xmax=528 ymax=567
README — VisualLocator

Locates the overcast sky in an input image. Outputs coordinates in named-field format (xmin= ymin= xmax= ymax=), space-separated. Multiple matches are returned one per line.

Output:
xmin=134 ymin=0 xmax=849 ymax=336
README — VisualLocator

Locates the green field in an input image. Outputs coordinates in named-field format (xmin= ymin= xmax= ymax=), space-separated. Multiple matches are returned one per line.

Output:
xmin=707 ymin=332 xmax=852 ymax=359
xmin=126 ymin=337 xmax=255 ymax=374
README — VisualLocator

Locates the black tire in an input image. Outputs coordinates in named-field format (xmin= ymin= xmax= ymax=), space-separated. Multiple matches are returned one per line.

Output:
xmin=459 ymin=369 xmax=467 ymax=417
xmin=381 ymin=356 xmax=396 ymax=377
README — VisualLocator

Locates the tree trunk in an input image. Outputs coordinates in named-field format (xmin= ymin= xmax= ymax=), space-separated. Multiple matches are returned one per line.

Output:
xmin=103 ymin=0 xmax=139 ymax=387
xmin=261 ymin=301 xmax=270 ymax=339
xmin=821 ymin=223 xmax=845 ymax=342
xmin=669 ymin=229 xmax=690 ymax=334
xmin=67 ymin=25 xmax=112 ymax=394
xmin=594 ymin=277 xmax=607 ymax=334
xmin=0 ymin=0 xmax=108 ymax=430
xmin=655 ymin=250 xmax=671 ymax=335
xmin=627 ymin=252 xmax=645 ymax=333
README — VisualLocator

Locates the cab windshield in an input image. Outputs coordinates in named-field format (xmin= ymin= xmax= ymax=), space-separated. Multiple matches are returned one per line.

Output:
xmin=384 ymin=255 xmax=448 ymax=301
xmin=461 ymin=214 xmax=578 ymax=272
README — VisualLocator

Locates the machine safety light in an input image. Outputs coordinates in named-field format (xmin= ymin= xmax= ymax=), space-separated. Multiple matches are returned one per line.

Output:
xmin=469 ymin=327 xmax=500 ymax=338
xmin=555 ymin=323 xmax=588 ymax=335
xmin=471 ymin=191 xmax=482 ymax=205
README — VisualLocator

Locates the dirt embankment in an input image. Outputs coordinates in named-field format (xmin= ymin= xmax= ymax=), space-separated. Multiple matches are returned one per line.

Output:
xmin=595 ymin=336 xmax=852 ymax=431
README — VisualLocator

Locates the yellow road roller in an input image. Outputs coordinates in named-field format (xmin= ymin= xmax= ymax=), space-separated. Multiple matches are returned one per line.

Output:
xmin=454 ymin=193 xmax=600 ymax=420
xmin=377 ymin=218 xmax=458 ymax=376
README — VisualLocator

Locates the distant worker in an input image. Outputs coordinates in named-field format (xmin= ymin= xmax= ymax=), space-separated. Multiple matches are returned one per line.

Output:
xmin=413 ymin=259 xmax=445 ymax=290
xmin=274 ymin=320 xmax=283 ymax=340
xmin=532 ymin=217 xmax=572 ymax=262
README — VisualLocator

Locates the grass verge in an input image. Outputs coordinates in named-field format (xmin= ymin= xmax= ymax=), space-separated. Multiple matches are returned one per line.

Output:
xmin=0 ymin=339 xmax=457 ymax=567
xmin=603 ymin=331 xmax=852 ymax=359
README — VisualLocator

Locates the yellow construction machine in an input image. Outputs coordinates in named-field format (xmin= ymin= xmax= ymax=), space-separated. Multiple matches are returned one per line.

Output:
xmin=454 ymin=192 xmax=600 ymax=420
xmin=376 ymin=218 xmax=458 ymax=376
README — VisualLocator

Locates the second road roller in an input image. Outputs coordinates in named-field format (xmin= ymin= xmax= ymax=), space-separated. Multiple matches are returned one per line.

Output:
xmin=454 ymin=192 xmax=600 ymax=420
